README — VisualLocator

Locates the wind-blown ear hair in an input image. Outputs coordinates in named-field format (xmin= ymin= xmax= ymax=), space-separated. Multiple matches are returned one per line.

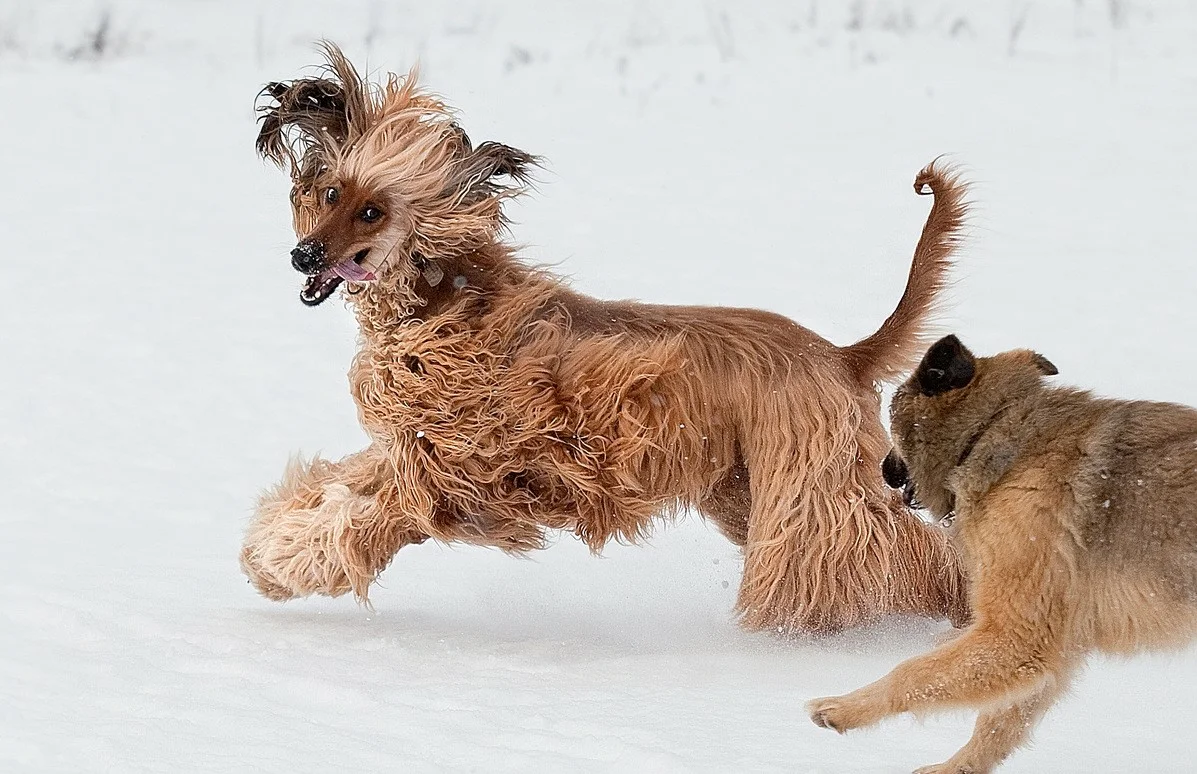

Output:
xmin=450 ymin=142 xmax=539 ymax=208
xmin=257 ymin=42 xmax=541 ymax=253
xmin=255 ymin=78 xmax=346 ymax=184
xmin=255 ymin=43 xmax=371 ymax=190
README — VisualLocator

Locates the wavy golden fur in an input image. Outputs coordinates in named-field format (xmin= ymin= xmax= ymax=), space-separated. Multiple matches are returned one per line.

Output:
xmin=242 ymin=44 xmax=969 ymax=634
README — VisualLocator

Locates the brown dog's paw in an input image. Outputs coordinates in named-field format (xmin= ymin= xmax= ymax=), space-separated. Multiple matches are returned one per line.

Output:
xmin=239 ymin=545 xmax=299 ymax=601
xmin=913 ymin=764 xmax=977 ymax=774
xmin=807 ymin=695 xmax=870 ymax=734
xmin=239 ymin=484 xmax=366 ymax=601
xmin=808 ymin=687 xmax=895 ymax=733
xmin=808 ymin=699 xmax=847 ymax=733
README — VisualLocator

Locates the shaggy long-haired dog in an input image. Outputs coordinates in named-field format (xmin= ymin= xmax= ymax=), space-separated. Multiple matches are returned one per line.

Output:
xmin=240 ymin=44 xmax=968 ymax=634
xmin=810 ymin=335 xmax=1197 ymax=771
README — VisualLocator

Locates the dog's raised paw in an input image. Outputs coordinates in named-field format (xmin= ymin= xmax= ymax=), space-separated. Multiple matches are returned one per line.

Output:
xmin=807 ymin=692 xmax=891 ymax=734
xmin=238 ymin=484 xmax=369 ymax=601
xmin=239 ymin=545 xmax=300 ymax=601
xmin=807 ymin=697 xmax=850 ymax=733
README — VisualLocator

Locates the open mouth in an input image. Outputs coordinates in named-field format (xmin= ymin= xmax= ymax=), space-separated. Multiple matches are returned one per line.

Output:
xmin=299 ymin=249 xmax=375 ymax=307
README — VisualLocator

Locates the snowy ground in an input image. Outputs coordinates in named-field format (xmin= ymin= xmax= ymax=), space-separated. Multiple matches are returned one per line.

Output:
xmin=5 ymin=1 xmax=1197 ymax=772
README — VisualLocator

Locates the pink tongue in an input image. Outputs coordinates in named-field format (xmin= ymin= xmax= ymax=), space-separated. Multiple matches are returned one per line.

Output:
xmin=332 ymin=259 xmax=375 ymax=282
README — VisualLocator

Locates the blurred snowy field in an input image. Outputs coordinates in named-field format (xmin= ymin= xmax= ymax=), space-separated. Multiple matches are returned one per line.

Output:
xmin=4 ymin=1 xmax=1197 ymax=772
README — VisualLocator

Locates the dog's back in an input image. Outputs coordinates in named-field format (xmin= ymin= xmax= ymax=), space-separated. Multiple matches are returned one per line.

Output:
xmin=1059 ymin=396 xmax=1197 ymax=650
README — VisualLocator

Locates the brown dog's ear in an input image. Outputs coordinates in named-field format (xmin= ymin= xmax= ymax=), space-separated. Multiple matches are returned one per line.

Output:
xmin=256 ymin=44 xmax=373 ymax=193
xmin=255 ymin=78 xmax=349 ymax=175
xmin=472 ymin=142 xmax=538 ymax=181
xmin=448 ymin=122 xmax=474 ymax=154
xmin=453 ymin=141 xmax=540 ymax=204
xmin=1031 ymin=352 xmax=1059 ymax=376
xmin=916 ymin=335 xmax=976 ymax=396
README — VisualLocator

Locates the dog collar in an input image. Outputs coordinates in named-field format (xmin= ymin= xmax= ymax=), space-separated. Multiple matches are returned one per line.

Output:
xmin=412 ymin=253 xmax=444 ymax=287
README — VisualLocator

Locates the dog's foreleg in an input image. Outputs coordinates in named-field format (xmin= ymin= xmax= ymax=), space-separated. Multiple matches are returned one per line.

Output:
xmin=240 ymin=448 xmax=425 ymax=601
xmin=807 ymin=623 xmax=1061 ymax=733
xmin=910 ymin=669 xmax=1071 ymax=774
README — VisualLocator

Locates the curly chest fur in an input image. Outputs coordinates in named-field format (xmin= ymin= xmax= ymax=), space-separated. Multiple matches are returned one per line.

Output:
xmin=345 ymin=308 xmax=718 ymax=548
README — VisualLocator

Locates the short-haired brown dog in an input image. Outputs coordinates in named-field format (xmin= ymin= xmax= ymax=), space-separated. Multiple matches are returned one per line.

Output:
xmin=808 ymin=334 xmax=1197 ymax=772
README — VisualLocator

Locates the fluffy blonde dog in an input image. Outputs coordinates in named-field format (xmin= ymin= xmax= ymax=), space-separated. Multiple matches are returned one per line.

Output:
xmin=240 ymin=44 xmax=969 ymax=634
xmin=809 ymin=334 xmax=1197 ymax=771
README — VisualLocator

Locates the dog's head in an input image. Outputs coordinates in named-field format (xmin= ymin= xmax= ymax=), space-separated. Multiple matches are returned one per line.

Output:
xmin=256 ymin=43 xmax=538 ymax=307
xmin=885 ymin=335 xmax=1059 ymax=518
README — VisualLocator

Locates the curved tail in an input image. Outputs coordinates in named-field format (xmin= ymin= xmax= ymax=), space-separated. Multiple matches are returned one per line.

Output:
xmin=841 ymin=159 xmax=969 ymax=385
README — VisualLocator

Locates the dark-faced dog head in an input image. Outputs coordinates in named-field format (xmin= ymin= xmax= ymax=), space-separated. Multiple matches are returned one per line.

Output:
xmin=256 ymin=43 xmax=539 ymax=307
xmin=885 ymin=335 xmax=1058 ymax=518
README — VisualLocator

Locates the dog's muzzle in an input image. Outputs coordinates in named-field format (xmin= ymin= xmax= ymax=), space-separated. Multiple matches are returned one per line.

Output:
xmin=291 ymin=239 xmax=326 ymax=274
xmin=292 ymin=243 xmax=377 ymax=307
xmin=882 ymin=449 xmax=908 ymax=489
xmin=882 ymin=449 xmax=920 ymax=509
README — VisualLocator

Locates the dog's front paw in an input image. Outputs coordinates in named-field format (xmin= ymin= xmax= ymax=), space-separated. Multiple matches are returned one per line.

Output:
xmin=807 ymin=692 xmax=888 ymax=733
xmin=807 ymin=696 xmax=853 ymax=733
xmin=240 ymin=546 xmax=301 ymax=601
xmin=241 ymin=484 xmax=366 ymax=601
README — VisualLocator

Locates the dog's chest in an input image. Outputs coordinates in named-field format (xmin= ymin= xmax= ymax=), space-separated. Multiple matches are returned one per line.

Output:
xmin=349 ymin=337 xmax=507 ymax=437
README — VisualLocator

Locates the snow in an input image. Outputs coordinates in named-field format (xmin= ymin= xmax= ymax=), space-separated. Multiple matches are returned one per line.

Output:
xmin=5 ymin=1 xmax=1197 ymax=772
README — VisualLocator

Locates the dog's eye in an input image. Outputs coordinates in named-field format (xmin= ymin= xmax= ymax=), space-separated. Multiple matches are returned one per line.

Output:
xmin=324 ymin=187 xmax=339 ymax=205
xmin=360 ymin=206 xmax=383 ymax=223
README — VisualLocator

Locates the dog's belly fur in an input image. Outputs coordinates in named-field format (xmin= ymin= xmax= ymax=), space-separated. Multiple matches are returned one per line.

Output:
xmin=1077 ymin=565 xmax=1197 ymax=654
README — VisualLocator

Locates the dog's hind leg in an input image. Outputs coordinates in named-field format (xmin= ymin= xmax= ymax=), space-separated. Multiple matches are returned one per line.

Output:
xmin=881 ymin=500 xmax=970 ymax=627
xmin=240 ymin=447 xmax=425 ymax=601
xmin=912 ymin=670 xmax=1072 ymax=774
xmin=733 ymin=414 xmax=872 ymax=632
xmin=734 ymin=391 xmax=964 ymax=634
xmin=734 ymin=465 xmax=870 ymax=633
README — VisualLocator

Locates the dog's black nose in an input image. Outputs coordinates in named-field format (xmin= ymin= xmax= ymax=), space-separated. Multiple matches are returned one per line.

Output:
xmin=290 ymin=240 xmax=326 ymax=274
xmin=881 ymin=449 xmax=909 ymax=490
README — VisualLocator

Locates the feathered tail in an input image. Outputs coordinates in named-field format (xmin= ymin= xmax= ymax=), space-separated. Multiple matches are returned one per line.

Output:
xmin=841 ymin=160 xmax=970 ymax=385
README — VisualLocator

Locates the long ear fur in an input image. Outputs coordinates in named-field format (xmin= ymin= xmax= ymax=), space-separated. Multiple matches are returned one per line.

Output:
xmin=254 ymin=42 xmax=370 ymax=189
xmin=452 ymin=141 xmax=540 ymax=206
xmin=255 ymin=80 xmax=345 ymax=161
